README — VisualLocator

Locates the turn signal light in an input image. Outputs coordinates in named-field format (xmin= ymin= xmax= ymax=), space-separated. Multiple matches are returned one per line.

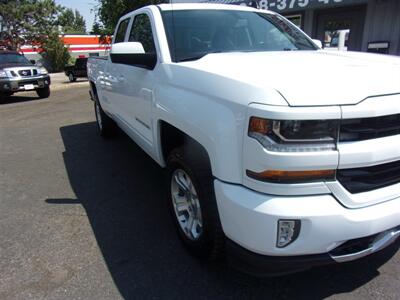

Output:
xmin=246 ymin=169 xmax=336 ymax=183
xmin=248 ymin=117 xmax=271 ymax=135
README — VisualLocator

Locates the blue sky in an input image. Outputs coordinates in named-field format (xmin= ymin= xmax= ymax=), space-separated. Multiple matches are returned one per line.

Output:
xmin=56 ymin=0 xmax=97 ymax=33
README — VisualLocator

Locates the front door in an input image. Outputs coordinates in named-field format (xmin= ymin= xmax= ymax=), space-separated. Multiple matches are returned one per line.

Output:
xmin=315 ymin=6 xmax=366 ymax=52
xmin=119 ymin=12 xmax=157 ymax=147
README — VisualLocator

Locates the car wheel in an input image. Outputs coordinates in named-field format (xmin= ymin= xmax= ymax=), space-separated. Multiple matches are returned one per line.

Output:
xmin=36 ymin=87 xmax=50 ymax=99
xmin=94 ymin=98 xmax=117 ymax=138
xmin=167 ymin=146 xmax=225 ymax=260
xmin=69 ymin=73 xmax=76 ymax=82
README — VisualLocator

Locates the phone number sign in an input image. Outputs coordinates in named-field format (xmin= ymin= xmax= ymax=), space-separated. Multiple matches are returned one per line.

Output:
xmin=259 ymin=0 xmax=367 ymax=12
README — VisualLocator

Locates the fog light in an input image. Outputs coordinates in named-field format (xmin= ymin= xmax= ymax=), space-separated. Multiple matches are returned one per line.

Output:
xmin=277 ymin=220 xmax=301 ymax=248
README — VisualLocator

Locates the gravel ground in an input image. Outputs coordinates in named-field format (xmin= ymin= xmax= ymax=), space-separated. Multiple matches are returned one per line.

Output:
xmin=0 ymin=87 xmax=399 ymax=300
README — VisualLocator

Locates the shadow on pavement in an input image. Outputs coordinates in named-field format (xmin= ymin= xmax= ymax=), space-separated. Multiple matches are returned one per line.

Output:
xmin=0 ymin=93 xmax=41 ymax=105
xmin=46 ymin=121 xmax=399 ymax=299
xmin=61 ymin=78 xmax=89 ymax=84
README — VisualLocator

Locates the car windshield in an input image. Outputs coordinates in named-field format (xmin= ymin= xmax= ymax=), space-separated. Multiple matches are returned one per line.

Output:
xmin=0 ymin=53 xmax=31 ymax=65
xmin=161 ymin=9 xmax=317 ymax=62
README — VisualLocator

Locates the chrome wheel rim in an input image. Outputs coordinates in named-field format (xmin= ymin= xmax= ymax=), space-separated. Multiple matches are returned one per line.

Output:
xmin=95 ymin=102 xmax=103 ymax=131
xmin=171 ymin=169 xmax=203 ymax=240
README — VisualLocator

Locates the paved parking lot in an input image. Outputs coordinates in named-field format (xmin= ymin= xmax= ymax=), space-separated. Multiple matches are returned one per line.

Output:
xmin=0 ymin=86 xmax=399 ymax=300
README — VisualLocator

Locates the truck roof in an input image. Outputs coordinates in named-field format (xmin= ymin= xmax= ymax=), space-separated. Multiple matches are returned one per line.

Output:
xmin=157 ymin=3 xmax=274 ymax=14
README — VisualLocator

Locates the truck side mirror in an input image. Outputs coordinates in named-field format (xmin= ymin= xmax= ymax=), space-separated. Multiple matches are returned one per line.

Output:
xmin=110 ymin=42 xmax=157 ymax=70
xmin=312 ymin=39 xmax=323 ymax=49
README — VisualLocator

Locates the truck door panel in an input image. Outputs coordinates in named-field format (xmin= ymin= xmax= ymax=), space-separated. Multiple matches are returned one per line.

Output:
xmin=118 ymin=13 xmax=158 ymax=145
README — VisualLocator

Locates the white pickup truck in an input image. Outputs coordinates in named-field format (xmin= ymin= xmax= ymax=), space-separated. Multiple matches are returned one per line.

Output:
xmin=87 ymin=4 xmax=400 ymax=275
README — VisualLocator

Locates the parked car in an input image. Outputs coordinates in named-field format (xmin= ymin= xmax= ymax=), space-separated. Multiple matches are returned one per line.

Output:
xmin=87 ymin=4 xmax=400 ymax=276
xmin=0 ymin=50 xmax=50 ymax=100
xmin=64 ymin=57 xmax=88 ymax=82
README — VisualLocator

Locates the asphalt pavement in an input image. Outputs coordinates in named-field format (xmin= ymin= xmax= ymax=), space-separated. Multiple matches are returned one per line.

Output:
xmin=0 ymin=86 xmax=399 ymax=300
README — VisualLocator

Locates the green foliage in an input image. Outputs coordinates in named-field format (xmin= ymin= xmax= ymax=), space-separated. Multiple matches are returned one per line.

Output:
xmin=58 ymin=8 xmax=87 ymax=34
xmin=90 ymin=21 xmax=103 ymax=35
xmin=40 ymin=32 xmax=71 ymax=72
xmin=0 ymin=0 xmax=60 ymax=49
xmin=96 ymin=0 xmax=164 ymax=35
xmin=67 ymin=56 xmax=77 ymax=66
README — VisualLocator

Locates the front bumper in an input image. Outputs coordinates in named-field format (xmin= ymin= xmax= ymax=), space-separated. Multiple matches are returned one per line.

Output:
xmin=0 ymin=75 xmax=50 ymax=93
xmin=226 ymin=232 xmax=400 ymax=276
xmin=214 ymin=180 xmax=400 ymax=273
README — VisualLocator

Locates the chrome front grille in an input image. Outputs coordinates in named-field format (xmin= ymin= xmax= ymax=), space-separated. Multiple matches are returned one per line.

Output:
xmin=18 ymin=69 xmax=32 ymax=76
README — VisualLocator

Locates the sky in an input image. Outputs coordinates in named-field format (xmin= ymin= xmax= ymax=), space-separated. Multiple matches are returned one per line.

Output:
xmin=56 ymin=0 xmax=97 ymax=33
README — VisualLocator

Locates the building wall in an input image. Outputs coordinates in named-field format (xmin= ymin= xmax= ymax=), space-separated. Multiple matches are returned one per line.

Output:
xmin=20 ymin=35 xmax=112 ymax=60
xmin=362 ymin=0 xmax=400 ymax=55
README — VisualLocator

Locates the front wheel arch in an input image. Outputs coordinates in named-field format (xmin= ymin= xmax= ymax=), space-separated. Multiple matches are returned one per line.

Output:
xmin=158 ymin=120 xmax=213 ymax=173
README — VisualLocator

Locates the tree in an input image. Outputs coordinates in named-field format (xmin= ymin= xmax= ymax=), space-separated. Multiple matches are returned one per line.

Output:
xmin=40 ymin=32 xmax=70 ymax=72
xmin=90 ymin=21 xmax=102 ymax=35
xmin=95 ymin=0 xmax=163 ymax=35
xmin=0 ymin=0 xmax=60 ymax=50
xmin=0 ymin=0 xmax=71 ymax=72
xmin=58 ymin=8 xmax=86 ymax=34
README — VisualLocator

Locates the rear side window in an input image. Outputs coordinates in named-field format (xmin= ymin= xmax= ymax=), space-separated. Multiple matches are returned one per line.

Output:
xmin=128 ymin=14 xmax=156 ymax=54
xmin=114 ymin=18 xmax=130 ymax=43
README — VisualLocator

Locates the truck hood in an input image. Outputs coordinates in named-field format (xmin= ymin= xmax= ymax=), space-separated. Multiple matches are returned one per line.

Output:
xmin=0 ymin=62 xmax=33 ymax=69
xmin=181 ymin=51 xmax=400 ymax=106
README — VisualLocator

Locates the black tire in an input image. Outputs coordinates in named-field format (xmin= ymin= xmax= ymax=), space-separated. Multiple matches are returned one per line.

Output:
xmin=36 ymin=87 xmax=50 ymax=98
xmin=167 ymin=145 xmax=225 ymax=260
xmin=69 ymin=73 xmax=76 ymax=82
xmin=94 ymin=98 xmax=117 ymax=138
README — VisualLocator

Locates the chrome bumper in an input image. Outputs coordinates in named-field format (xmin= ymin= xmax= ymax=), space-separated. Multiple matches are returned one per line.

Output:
xmin=330 ymin=227 xmax=400 ymax=263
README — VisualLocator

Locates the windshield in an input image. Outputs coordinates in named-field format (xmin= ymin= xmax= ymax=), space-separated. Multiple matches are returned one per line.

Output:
xmin=0 ymin=53 xmax=31 ymax=65
xmin=161 ymin=9 xmax=317 ymax=62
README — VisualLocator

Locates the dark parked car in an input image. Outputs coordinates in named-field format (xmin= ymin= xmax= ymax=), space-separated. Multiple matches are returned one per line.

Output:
xmin=0 ymin=50 xmax=50 ymax=100
xmin=64 ymin=57 xmax=88 ymax=82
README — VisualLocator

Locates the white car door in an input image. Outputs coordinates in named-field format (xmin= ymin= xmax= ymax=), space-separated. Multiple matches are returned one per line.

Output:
xmin=117 ymin=12 xmax=158 ymax=148
xmin=101 ymin=17 xmax=132 ymax=120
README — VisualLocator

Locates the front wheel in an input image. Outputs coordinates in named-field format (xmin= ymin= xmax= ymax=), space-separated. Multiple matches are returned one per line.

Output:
xmin=69 ymin=73 xmax=76 ymax=82
xmin=167 ymin=146 xmax=225 ymax=260
xmin=36 ymin=87 xmax=50 ymax=99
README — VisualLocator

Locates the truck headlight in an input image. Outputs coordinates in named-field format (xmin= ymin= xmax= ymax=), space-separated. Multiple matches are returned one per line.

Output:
xmin=39 ymin=67 xmax=48 ymax=75
xmin=248 ymin=117 xmax=339 ymax=152
xmin=0 ymin=70 xmax=8 ymax=78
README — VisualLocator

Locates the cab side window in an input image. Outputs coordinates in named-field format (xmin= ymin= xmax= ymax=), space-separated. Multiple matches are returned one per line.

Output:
xmin=114 ymin=18 xmax=130 ymax=43
xmin=128 ymin=14 xmax=156 ymax=54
